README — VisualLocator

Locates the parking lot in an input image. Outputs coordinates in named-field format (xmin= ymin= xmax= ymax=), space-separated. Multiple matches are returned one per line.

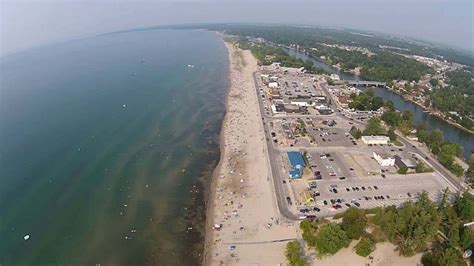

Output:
xmin=308 ymin=151 xmax=354 ymax=180
xmin=293 ymin=172 xmax=454 ymax=217
xmin=308 ymin=127 xmax=356 ymax=147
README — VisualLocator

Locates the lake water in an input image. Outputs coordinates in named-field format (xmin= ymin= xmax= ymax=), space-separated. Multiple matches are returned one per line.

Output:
xmin=285 ymin=47 xmax=474 ymax=160
xmin=0 ymin=29 xmax=228 ymax=265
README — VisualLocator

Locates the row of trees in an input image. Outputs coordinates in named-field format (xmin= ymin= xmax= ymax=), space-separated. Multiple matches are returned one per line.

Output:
xmin=294 ymin=191 xmax=474 ymax=265
xmin=416 ymin=128 xmax=465 ymax=176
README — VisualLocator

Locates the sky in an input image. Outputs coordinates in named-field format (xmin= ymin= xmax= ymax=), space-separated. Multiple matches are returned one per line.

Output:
xmin=1 ymin=0 xmax=473 ymax=57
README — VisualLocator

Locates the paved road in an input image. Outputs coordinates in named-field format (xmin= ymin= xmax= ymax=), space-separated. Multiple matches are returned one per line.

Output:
xmin=252 ymin=71 xmax=299 ymax=220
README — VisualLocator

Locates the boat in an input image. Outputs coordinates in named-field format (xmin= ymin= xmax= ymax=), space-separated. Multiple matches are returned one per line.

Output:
xmin=187 ymin=64 xmax=194 ymax=68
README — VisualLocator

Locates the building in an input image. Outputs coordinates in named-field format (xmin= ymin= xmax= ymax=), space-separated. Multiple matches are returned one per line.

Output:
xmin=288 ymin=152 xmax=305 ymax=169
xmin=337 ymin=95 xmax=350 ymax=108
xmin=289 ymin=169 xmax=302 ymax=179
xmin=373 ymin=152 xmax=395 ymax=167
xmin=288 ymin=152 xmax=305 ymax=179
xmin=394 ymin=155 xmax=417 ymax=171
xmin=313 ymin=96 xmax=327 ymax=103
xmin=316 ymin=104 xmax=333 ymax=115
xmin=268 ymin=82 xmax=279 ymax=88
xmin=284 ymin=104 xmax=306 ymax=113
xmin=361 ymin=135 xmax=390 ymax=145
xmin=270 ymin=88 xmax=282 ymax=100
xmin=291 ymin=99 xmax=314 ymax=107
xmin=282 ymin=123 xmax=296 ymax=146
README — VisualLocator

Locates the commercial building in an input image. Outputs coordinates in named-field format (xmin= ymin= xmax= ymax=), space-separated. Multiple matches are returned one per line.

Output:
xmin=373 ymin=152 xmax=395 ymax=167
xmin=268 ymin=82 xmax=279 ymax=88
xmin=361 ymin=135 xmax=390 ymax=145
xmin=394 ymin=155 xmax=417 ymax=171
xmin=289 ymin=169 xmax=302 ymax=179
xmin=290 ymin=99 xmax=314 ymax=107
xmin=288 ymin=152 xmax=305 ymax=179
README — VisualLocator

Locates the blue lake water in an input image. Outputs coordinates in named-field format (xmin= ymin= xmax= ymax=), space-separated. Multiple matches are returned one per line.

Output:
xmin=0 ymin=29 xmax=228 ymax=265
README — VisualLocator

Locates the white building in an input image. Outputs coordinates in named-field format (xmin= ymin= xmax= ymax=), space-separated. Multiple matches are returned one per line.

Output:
xmin=268 ymin=82 xmax=279 ymax=88
xmin=373 ymin=152 xmax=395 ymax=167
xmin=330 ymin=74 xmax=340 ymax=81
xmin=291 ymin=99 xmax=314 ymax=107
xmin=361 ymin=135 xmax=390 ymax=145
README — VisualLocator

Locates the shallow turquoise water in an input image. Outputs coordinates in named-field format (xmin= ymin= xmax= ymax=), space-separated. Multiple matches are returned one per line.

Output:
xmin=0 ymin=29 xmax=228 ymax=265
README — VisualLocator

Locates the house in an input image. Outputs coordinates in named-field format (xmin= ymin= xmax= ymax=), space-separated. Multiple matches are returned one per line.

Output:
xmin=337 ymin=95 xmax=350 ymax=108
xmin=361 ymin=135 xmax=390 ymax=145
xmin=373 ymin=152 xmax=395 ymax=167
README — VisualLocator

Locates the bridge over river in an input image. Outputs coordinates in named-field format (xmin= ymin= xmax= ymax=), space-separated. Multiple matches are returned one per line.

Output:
xmin=346 ymin=80 xmax=386 ymax=87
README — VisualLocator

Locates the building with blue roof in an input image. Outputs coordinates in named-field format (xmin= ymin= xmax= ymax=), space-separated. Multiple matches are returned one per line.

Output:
xmin=287 ymin=152 xmax=305 ymax=179
xmin=289 ymin=169 xmax=302 ymax=179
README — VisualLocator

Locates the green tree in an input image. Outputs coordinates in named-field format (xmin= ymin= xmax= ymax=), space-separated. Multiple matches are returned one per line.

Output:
xmin=461 ymin=228 xmax=474 ymax=250
xmin=300 ymin=220 xmax=317 ymax=247
xmin=401 ymin=110 xmax=414 ymax=127
xmin=439 ymin=247 xmax=464 ymax=266
xmin=363 ymin=117 xmax=385 ymax=136
xmin=355 ymin=236 xmax=376 ymax=257
xmin=466 ymin=154 xmax=474 ymax=184
xmin=398 ymin=166 xmax=408 ymax=174
xmin=415 ymin=161 xmax=432 ymax=173
xmin=375 ymin=192 xmax=440 ymax=256
xmin=286 ymin=240 xmax=307 ymax=266
xmin=381 ymin=111 xmax=401 ymax=127
xmin=387 ymin=127 xmax=397 ymax=142
xmin=422 ymin=246 xmax=466 ymax=266
xmin=314 ymin=223 xmax=350 ymax=256
xmin=454 ymin=192 xmax=474 ymax=221
xmin=385 ymin=100 xmax=395 ymax=111
xmin=341 ymin=207 xmax=367 ymax=239
xmin=350 ymin=126 xmax=362 ymax=139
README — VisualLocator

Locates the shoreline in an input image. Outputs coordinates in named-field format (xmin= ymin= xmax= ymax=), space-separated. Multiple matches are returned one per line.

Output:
xmin=383 ymin=86 xmax=474 ymax=135
xmin=202 ymin=38 xmax=231 ymax=265
xmin=203 ymin=38 xmax=297 ymax=265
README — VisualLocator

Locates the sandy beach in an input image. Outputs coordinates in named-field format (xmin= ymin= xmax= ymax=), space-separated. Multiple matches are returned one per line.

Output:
xmin=203 ymin=40 xmax=298 ymax=265
xmin=203 ymin=39 xmax=424 ymax=266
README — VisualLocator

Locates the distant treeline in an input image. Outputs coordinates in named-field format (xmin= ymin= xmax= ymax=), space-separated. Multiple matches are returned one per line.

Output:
xmin=228 ymin=37 xmax=327 ymax=74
